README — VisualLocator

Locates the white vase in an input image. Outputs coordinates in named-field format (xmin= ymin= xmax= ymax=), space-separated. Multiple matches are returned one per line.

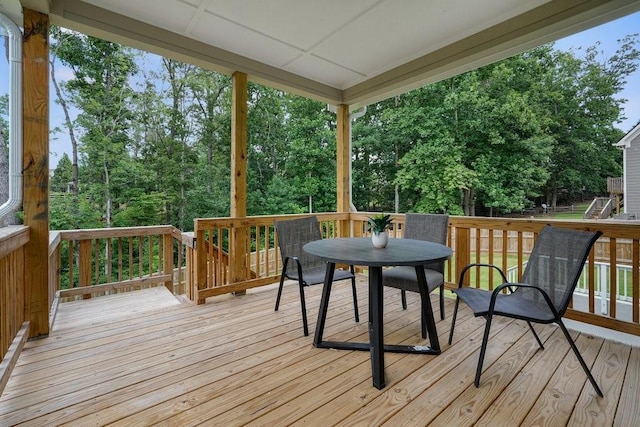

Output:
xmin=371 ymin=231 xmax=388 ymax=248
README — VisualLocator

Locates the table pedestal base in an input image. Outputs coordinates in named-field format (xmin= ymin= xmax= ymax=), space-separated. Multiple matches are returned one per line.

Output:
xmin=313 ymin=263 xmax=441 ymax=390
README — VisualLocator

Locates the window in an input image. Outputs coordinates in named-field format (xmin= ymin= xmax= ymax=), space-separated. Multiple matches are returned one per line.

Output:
xmin=0 ymin=13 xmax=22 ymax=225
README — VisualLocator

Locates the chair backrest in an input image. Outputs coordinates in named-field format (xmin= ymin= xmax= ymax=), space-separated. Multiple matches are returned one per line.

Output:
xmin=404 ymin=213 xmax=449 ymax=273
xmin=275 ymin=216 xmax=324 ymax=278
xmin=520 ymin=225 xmax=602 ymax=316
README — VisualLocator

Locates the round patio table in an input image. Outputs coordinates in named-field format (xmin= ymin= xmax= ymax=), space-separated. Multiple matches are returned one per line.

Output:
xmin=304 ymin=237 xmax=452 ymax=389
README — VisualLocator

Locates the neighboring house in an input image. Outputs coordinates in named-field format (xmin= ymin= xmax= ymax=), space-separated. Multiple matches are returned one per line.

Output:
xmin=615 ymin=122 xmax=640 ymax=217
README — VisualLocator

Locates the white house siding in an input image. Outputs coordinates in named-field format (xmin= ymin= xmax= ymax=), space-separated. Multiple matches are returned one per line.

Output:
xmin=617 ymin=123 xmax=640 ymax=217
xmin=626 ymin=134 xmax=640 ymax=215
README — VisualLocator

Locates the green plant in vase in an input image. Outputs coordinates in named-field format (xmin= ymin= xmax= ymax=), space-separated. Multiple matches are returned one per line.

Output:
xmin=367 ymin=214 xmax=392 ymax=248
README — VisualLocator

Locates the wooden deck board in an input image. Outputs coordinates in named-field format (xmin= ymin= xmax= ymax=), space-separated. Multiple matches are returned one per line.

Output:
xmin=1 ymin=277 xmax=638 ymax=426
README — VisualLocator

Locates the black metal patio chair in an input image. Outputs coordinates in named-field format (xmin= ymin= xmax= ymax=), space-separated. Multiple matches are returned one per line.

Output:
xmin=274 ymin=216 xmax=359 ymax=336
xmin=448 ymin=225 xmax=603 ymax=396
xmin=383 ymin=213 xmax=449 ymax=337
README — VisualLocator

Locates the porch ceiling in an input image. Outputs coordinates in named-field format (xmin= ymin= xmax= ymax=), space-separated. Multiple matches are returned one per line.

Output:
xmin=11 ymin=0 xmax=640 ymax=108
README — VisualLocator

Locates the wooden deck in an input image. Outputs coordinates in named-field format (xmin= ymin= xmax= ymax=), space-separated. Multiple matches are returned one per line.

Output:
xmin=1 ymin=277 xmax=639 ymax=426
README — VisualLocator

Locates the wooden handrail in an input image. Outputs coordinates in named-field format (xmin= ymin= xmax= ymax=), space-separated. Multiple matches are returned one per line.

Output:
xmin=0 ymin=226 xmax=30 ymax=396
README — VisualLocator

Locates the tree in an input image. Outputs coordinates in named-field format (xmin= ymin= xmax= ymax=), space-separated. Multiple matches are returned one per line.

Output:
xmin=534 ymin=38 xmax=638 ymax=206
xmin=50 ymin=153 xmax=73 ymax=193
xmin=52 ymin=30 xmax=138 ymax=227
xmin=285 ymin=96 xmax=337 ymax=213
xmin=354 ymin=37 xmax=638 ymax=215
xmin=187 ymin=68 xmax=232 ymax=223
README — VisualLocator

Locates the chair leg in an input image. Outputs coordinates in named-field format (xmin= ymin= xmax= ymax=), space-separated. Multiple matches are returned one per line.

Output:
xmin=557 ymin=320 xmax=603 ymax=397
xmin=527 ymin=321 xmax=544 ymax=350
xmin=475 ymin=315 xmax=493 ymax=388
xmin=401 ymin=290 xmax=407 ymax=310
xmin=298 ymin=278 xmax=309 ymax=336
xmin=448 ymin=296 xmax=461 ymax=345
xmin=420 ymin=296 xmax=427 ymax=339
xmin=439 ymin=284 xmax=445 ymax=321
xmin=275 ymin=272 xmax=286 ymax=311
xmin=350 ymin=270 xmax=360 ymax=323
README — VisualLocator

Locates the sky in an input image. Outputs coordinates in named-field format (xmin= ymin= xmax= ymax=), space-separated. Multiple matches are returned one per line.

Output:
xmin=1 ymin=11 xmax=640 ymax=169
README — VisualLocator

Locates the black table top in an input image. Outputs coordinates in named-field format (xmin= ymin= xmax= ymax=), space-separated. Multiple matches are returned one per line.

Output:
xmin=303 ymin=237 xmax=452 ymax=267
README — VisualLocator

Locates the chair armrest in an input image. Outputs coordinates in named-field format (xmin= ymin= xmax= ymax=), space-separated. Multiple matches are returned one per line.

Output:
xmin=488 ymin=282 xmax=560 ymax=318
xmin=457 ymin=263 xmax=508 ymax=288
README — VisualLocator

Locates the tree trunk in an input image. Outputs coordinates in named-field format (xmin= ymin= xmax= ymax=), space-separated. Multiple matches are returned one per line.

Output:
xmin=394 ymin=184 xmax=400 ymax=213
xmin=462 ymin=188 xmax=475 ymax=216
xmin=50 ymin=59 xmax=79 ymax=196
xmin=104 ymin=161 xmax=112 ymax=228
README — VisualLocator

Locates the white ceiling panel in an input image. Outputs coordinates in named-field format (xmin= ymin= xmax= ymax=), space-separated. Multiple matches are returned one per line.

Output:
xmin=202 ymin=0 xmax=381 ymax=51
xmin=34 ymin=0 xmax=640 ymax=106
xmin=190 ymin=9 xmax=303 ymax=68
xmin=312 ymin=0 xmax=550 ymax=82
xmin=83 ymin=0 xmax=197 ymax=34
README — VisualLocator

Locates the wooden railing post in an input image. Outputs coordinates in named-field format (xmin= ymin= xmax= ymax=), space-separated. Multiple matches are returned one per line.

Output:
xmin=455 ymin=226 xmax=471 ymax=286
xmin=163 ymin=233 xmax=174 ymax=293
xmin=195 ymin=228 xmax=207 ymax=304
xmin=79 ymin=239 xmax=92 ymax=299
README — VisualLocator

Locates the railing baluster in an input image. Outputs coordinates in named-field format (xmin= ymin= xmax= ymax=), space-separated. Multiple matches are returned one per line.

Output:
xmin=588 ymin=247 xmax=596 ymax=313
xmin=501 ymin=230 xmax=508 ymax=281
xmin=488 ymin=229 xmax=494 ymax=290
xmin=633 ymin=239 xmax=639 ymax=323
xmin=475 ymin=228 xmax=481 ymax=288
xmin=118 ymin=238 xmax=123 ymax=283
xmin=610 ymin=238 xmax=617 ymax=318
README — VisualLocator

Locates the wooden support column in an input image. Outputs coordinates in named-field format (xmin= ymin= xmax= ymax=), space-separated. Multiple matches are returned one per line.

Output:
xmin=230 ymin=72 xmax=248 ymax=290
xmin=22 ymin=9 xmax=50 ymax=338
xmin=336 ymin=104 xmax=351 ymax=237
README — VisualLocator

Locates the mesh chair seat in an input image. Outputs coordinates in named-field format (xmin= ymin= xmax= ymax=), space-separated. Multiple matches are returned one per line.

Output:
xmin=383 ymin=267 xmax=443 ymax=293
xmin=453 ymin=286 xmax=555 ymax=323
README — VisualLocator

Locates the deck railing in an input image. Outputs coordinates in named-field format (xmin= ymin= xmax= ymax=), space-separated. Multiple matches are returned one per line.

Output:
xmin=608 ymin=176 xmax=624 ymax=194
xmin=191 ymin=214 xmax=640 ymax=337
xmin=43 ymin=215 xmax=640 ymax=339
xmin=449 ymin=217 xmax=640 ymax=336
xmin=191 ymin=213 xmax=352 ymax=302
xmin=48 ymin=226 xmax=187 ymax=320
xmin=0 ymin=226 xmax=30 ymax=395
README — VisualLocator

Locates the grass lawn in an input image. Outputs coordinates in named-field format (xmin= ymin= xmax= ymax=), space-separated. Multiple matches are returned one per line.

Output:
xmin=543 ymin=202 xmax=591 ymax=220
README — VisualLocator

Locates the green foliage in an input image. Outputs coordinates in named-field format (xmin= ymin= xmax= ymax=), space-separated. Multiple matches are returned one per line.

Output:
xmin=47 ymin=29 xmax=638 ymax=230
xmin=50 ymin=153 xmax=73 ymax=192
xmin=367 ymin=214 xmax=393 ymax=233
xmin=113 ymin=192 xmax=165 ymax=227
xmin=49 ymin=193 xmax=102 ymax=230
